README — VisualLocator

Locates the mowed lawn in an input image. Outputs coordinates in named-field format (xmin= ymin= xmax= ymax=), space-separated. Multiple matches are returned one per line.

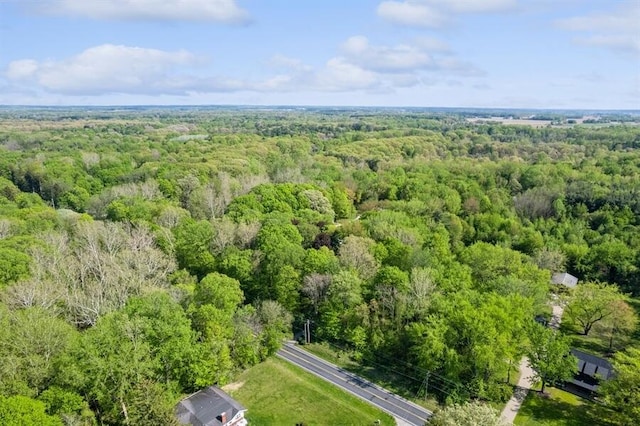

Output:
xmin=514 ymin=387 xmax=615 ymax=426
xmin=224 ymin=357 xmax=395 ymax=426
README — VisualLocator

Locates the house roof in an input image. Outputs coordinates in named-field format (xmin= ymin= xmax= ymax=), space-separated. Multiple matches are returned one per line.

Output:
xmin=551 ymin=272 xmax=578 ymax=287
xmin=176 ymin=386 xmax=246 ymax=426
xmin=571 ymin=349 xmax=613 ymax=370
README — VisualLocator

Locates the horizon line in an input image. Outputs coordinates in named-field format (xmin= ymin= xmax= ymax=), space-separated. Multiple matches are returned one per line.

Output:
xmin=0 ymin=104 xmax=639 ymax=113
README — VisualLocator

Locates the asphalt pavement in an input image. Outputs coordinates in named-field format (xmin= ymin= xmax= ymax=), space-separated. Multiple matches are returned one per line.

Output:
xmin=277 ymin=343 xmax=432 ymax=426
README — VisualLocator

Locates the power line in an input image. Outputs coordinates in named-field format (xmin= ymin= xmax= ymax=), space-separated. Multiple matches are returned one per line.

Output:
xmin=322 ymin=340 xmax=466 ymax=399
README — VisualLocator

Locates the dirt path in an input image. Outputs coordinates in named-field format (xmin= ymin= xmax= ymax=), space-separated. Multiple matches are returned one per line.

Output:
xmin=549 ymin=297 xmax=565 ymax=330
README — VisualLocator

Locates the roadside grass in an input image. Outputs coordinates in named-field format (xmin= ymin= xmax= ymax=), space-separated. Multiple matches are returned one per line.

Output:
xmin=225 ymin=357 xmax=395 ymax=426
xmin=514 ymin=387 xmax=615 ymax=426
xmin=303 ymin=342 xmax=440 ymax=412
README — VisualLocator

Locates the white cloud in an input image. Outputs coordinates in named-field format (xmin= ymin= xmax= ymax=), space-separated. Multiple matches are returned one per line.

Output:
xmin=37 ymin=0 xmax=249 ymax=23
xmin=428 ymin=0 xmax=516 ymax=13
xmin=556 ymin=6 xmax=638 ymax=33
xmin=434 ymin=57 xmax=485 ymax=76
xmin=5 ymin=60 xmax=39 ymax=80
xmin=377 ymin=0 xmax=516 ymax=27
xmin=575 ymin=35 xmax=640 ymax=55
xmin=340 ymin=36 xmax=435 ymax=72
xmin=277 ymin=36 xmax=485 ymax=93
xmin=3 ymin=37 xmax=484 ymax=99
xmin=414 ymin=36 xmax=451 ymax=52
xmin=337 ymin=36 xmax=482 ymax=77
xmin=267 ymin=54 xmax=313 ymax=73
xmin=556 ymin=4 xmax=640 ymax=55
xmin=260 ymin=55 xmax=382 ymax=93
xmin=377 ymin=2 xmax=447 ymax=28
xmin=315 ymin=58 xmax=380 ymax=91
xmin=4 ymin=44 xmax=204 ymax=95
xmin=3 ymin=44 xmax=386 ymax=96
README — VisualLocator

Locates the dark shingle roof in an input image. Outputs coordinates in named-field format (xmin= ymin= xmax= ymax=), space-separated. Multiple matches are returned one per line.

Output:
xmin=176 ymin=386 xmax=246 ymax=426
xmin=571 ymin=349 xmax=613 ymax=370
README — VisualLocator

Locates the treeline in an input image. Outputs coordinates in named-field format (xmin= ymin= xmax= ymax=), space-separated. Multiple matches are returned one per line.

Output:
xmin=0 ymin=109 xmax=639 ymax=424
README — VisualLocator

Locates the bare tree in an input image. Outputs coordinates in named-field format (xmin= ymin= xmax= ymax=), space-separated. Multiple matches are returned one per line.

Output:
xmin=338 ymin=235 xmax=379 ymax=280
xmin=4 ymin=221 xmax=176 ymax=327
xmin=81 ymin=152 xmax=100 ymax=169
xmin=0 ymin=219 xmax=11 ymax=239
xmin=404 ymin=268 xmax=436 ymax=321
xmin=199 ymin=173 xmax=234 ymax=219
xmin=211 ymin=217 xmax=237 ymax=253
xmin=177 ymin=174 xmax=201 ymax=210
xmin=235 ymin=221 xmax=261 ymax=248
xmin=302 ymin=273 xmax=332 ymax=314
xmin=238 ymin=173 xmax=270 ymax=195
xmin=533 ymin=247 xmax=566 ymax=272
xmin=155 ymin=206 xmax=189 ymax=229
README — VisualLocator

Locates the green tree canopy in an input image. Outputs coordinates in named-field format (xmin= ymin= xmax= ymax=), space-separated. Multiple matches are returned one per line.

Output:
xmin=600 ymin=347 xmax=640 ymax=426
xmin=526 ymin=323 xmax=576 ymax=393
xmin=430 ymin=401 xmax=505 ymax=426
xmin=564 ymin=282 xmax=626 ymax=336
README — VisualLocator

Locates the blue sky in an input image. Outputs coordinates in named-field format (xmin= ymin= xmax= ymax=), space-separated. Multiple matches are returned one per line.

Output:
xmin=0 ymin=0 xmax=638 ymax=108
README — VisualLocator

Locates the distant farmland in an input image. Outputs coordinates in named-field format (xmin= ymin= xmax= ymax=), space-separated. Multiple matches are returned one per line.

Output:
xmin=466 ymin=117 xmax=554 ymax=127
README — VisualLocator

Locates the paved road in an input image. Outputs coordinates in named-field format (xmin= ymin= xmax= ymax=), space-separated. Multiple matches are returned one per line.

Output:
xmin=277 ymin=343 xmax=432 ymax=426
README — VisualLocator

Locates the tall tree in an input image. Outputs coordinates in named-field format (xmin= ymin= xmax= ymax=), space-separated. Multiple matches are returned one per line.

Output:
xmin=0 ymin=395 xmax=62 ymax=426
xmin=564 ymin=282 xmax=625 ymax=336
xmin=600 ymin=347 xmax=640 ymax=426
xmin=430 ymin=401 xmax=505 ymax=426
xmin=596 ymin=299 xmax=637 ymax=351
xmin=0 ymin=306 xmax=76 ymax=396
xmin=526 ymin=323 xmax=576 ymax=393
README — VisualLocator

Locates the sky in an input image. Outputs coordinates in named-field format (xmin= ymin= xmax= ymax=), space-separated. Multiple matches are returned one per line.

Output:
xmin=0 ymin=0 xmax=638 ymax=109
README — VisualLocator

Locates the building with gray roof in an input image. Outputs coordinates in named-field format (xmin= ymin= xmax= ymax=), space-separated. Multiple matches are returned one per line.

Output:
xmin=570 ymin=349 xmax=614 ymax=392
xmin=552 ymin=272 xmax=578 ymax=288
xmin=176 ymin=386 xmax=247 ymax=426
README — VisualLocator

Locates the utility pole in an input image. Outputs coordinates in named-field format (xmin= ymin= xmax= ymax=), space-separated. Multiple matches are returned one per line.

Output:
xmin=305 ymin=319 xmax=311 ymax=344
xmin=418 ymin=372 xmax=430 ymax=400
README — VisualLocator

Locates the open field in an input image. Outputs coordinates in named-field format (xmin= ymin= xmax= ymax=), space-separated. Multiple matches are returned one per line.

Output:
xmin=514 ymin=387 xmax=614 ymax=426
xmin=223 ymin=357 xmax=395 ymax=426
xmin=466 ymin=117 xmax=553 ymax=127
xmin=465 ymin=116 xmax=640 ymax=128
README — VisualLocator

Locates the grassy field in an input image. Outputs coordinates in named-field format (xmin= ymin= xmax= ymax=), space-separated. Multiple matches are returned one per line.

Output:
xmin=514 ymin=387 xmax=615 ymax=426
xmin=224 ymin=357 xmax=395 ymax=426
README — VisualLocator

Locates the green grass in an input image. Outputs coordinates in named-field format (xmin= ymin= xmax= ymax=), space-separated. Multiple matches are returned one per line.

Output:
xmin=514 ymin=387 xmax=615 ymax=426
xmin=224 ymin=357 xmax=395 ymax=426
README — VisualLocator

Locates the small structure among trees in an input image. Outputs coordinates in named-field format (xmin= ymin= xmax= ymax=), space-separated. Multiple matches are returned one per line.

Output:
xmin=570 ymin=349 xmax=614 ymax=392
xmin=551 ymin=272 xmax=578 ymax=289
xmin=526 ymin=323 xmax=577 ymax=393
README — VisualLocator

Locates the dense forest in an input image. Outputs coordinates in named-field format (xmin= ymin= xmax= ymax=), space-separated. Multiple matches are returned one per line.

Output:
xmin=0 ymin=107 xmax=639 ymax=425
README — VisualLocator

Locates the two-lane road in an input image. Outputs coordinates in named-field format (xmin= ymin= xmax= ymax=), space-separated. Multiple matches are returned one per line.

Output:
xmin=277 ymin=343 xmax=432 ymax=425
